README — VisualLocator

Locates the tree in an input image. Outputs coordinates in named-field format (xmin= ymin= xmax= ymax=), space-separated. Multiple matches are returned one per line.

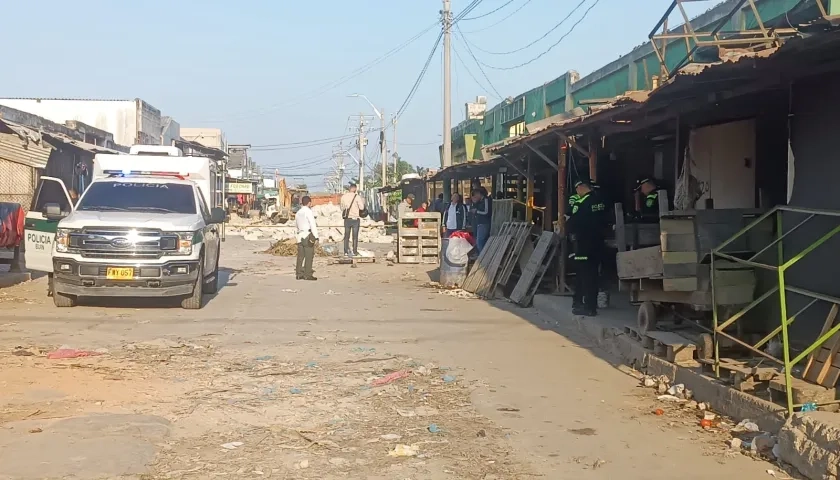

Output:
xmin=353 ymin=158 xmax=419 ymax=189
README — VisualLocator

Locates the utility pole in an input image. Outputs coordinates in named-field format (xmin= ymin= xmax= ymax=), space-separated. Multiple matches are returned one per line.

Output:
xmin=392 ymin=114 xmax=399 ymax=183
xmin=441 ymin=0 xmax=452 ymax=169
xmin=357 ymin=114 xmax=366 ymax=191
xmin=380 ymin=109 xmax=387 ymax=187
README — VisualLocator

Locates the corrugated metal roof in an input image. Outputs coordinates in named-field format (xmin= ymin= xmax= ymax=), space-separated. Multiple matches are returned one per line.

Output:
xmin=484 ymin=91 xmax=650 ymax=155
xmin=0 ymin=120 xmax=52 ymax=169
xmin=43 ymin=132 xmax=122 ymax=154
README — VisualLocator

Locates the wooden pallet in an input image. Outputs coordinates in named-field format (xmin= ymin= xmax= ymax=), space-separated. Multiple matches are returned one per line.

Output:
xmin=328 ymin=256 xmax=376 ymax=266
xmin=398 ymin=212 xmax=441 ymax=264
xmin=462 ymin=224 xmax=512 ymax=293
xmin=491 ymin=222 xmax=533 ymax=297
xmin=509 ymin=232 xmax=558 ymax=307
xmin=474 ymin=235 xmax=513 ymax=298
xmin=644 ymin=330 xmax=697 ymax=364
xmin=699 ymin=358 xmax=779 ymax=392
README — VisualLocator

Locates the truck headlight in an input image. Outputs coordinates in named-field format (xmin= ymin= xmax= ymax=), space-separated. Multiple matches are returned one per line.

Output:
xmin=175 ymin=232 xmax=195 ymax=255
xmin=55 ymin=228 xmax=71 ymax=253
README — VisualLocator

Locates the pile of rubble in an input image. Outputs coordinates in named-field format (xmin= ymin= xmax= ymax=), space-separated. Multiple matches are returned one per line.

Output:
xmin=265 ymin=239 xmax=330 ymax=257
xmin=226 ymin=203 xmax=394 ymax=244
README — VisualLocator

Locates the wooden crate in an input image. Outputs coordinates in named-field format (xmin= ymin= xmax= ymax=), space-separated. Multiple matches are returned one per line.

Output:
xmin=398 ymin=212 xmax=441 ymax=264
xmin=616 ymin=246 xmax=663 ymax=279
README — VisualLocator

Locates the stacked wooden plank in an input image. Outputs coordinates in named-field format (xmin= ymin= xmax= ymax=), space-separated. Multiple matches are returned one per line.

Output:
xmin=802 ymin=305 xmax=840 ymax=388
xmin=462 ymin=222 xmax=534 ymax=299
xmin=509 ymin=232 xmax=559 ymax=307
xmin=398 ymin=212 xmax=441 ymax=264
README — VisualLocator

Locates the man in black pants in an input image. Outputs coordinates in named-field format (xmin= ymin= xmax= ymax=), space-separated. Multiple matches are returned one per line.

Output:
xmin=340 ymin=183 xmax=365 ymax=256
xmin=295 ymin=196 xmax=319 ymax=281
xmin=568 ymin=180 xmax=607 ymax=316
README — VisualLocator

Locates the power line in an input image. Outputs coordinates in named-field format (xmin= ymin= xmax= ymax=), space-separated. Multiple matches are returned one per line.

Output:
xmin=201 ymin=21 xmax=439 ymax=123
xmin=453 ymin=42 xmax=492 ymax=100
xmin=462 ymin=0 xmax=534 ymax=33
xmin=395 ymin=30 xmax=444 ymax=119
xmin=476 ymin=0 xmax=601 ymax=70
xmin=461 ymin=0 xmax=516 ymax=21
xmin=454 ymin=25 xmax=502 ymax=98
xmin=453 ymin=0 xmax=485 ymax=24
xmin=251 ymin=133 xmax=359 ymax=149
xmin=468 ymin=0 xmax=587 ymax=55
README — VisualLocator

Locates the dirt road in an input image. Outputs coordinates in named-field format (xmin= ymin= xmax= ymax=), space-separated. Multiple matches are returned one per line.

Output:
xmin=0 ymin=237 xmax=779 ymax=479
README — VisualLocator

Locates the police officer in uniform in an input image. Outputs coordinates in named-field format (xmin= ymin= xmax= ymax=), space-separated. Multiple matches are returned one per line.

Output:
xmin=634 ymin=177 xmax=660 ymax=219
xmin=568 ymin=179 xmax=607 ymax=316
xmin=589 ymin=179 xmax=611 ymax=309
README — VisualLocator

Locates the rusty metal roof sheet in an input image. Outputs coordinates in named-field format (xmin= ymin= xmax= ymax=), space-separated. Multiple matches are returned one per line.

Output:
xmin=42 ymin=132 xmax=122 ymax=155
xmin=0 ymin=119 xmax=52 ymax=169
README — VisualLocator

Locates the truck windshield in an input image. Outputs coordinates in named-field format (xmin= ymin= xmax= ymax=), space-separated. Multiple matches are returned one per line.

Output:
xmin=77 ymin=182 xmax=197 ymax=214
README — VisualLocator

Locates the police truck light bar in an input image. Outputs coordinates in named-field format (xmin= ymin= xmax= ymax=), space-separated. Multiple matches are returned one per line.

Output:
xmin=104 ymin=170 xmax=189 ymax=180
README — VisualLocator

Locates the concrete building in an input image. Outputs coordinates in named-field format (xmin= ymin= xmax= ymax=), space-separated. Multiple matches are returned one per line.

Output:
xmin=160 ymin=116 xmax=181 ymax=147
xmin=0 ymin=98 xmax=164 ymax=146
xmin=0 ymin=105 xmax=123 ymax=211
xmin=180 ymin=127 xmax=226 ymax=151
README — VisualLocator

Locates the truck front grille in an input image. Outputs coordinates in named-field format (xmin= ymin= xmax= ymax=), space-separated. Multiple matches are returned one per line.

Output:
xmin=69 ymin=227 xmax=178 ymax=260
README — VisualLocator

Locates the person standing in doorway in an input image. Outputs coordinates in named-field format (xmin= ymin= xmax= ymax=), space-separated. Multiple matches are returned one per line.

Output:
xmin=471 ymin=189 xmax=491 ymax=254
xmin=568 ymin=180 xmax=607 ymax=316
xmin=340 ymin=183 xmax=366 ymax=257
xmin=442 ymin=192 xmax=467 ymax=238
xmin=432 ymin=193 xmax=444 ymax=214
xmin=397 ymin=193 xmax=415 ymax=227
xmin=295 ymin=195 xmax=319 ymax=281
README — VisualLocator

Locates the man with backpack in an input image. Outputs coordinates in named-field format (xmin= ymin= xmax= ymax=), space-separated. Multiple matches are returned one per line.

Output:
xmin=340 ymin=183 xmax=366 ymax=257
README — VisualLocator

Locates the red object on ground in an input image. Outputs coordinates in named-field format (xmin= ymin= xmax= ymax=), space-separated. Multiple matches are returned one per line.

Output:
xmin=449 ymin=230 xmax=475 ymax=245
xmin=47 ymin=349 xmax=102 ymax=360
xmin=372 ymin=369 xmax=411 ymax=387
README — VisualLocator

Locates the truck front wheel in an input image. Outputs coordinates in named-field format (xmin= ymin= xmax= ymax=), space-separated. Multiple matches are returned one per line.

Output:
xmin=181 ymin=261 xmax=204 ymax=310
xmin=51 ymin=277 xmax=77 ymax=308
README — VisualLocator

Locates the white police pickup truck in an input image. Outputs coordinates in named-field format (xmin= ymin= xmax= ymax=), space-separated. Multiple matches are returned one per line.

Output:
xmin=24 ymin=145 xmax=225 ymax=309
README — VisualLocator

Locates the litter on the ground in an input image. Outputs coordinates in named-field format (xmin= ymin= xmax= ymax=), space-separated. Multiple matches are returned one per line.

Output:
xmin=372 ymin=369 xmax=411 ymax=387
xmin=221 ymin=441 xmax=243 ymax=450
xmin=388 ymin=444 xmax=420 ymax=457
xmin=47 ymin=348 xmax=102 ymax=360
xmin=656 ymin=394 xmax=683 ymax=403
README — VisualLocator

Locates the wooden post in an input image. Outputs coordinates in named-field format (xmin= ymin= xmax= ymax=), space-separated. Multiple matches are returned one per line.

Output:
xmin=588 ymin=136 xmax=598 ymax=183
xmin=526 ymin=156 xmax=534 ymax=224
xmin=543 ymin=166 xmax=554 ymax=232
xmin=555 ymin=141 xmax=571 ymax=294
xmin=491 ymin=173 xmax=498 ymax=199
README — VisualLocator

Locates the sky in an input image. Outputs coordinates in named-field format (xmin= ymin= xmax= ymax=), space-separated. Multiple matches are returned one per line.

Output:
xmin=1 ymin=0 xmax=711 ymax=190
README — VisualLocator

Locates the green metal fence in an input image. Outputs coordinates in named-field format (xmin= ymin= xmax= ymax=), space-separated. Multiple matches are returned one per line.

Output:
xmin=711 ymin=205 xmax=840 ymax=416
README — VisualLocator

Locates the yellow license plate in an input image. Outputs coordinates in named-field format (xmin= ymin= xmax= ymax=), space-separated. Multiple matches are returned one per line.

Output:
xmin=106 ymin=267 xmax=134 ymax=280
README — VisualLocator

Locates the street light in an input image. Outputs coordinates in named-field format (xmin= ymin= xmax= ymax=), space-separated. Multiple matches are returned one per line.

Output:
xmin=348 ymin=93 xmax=382 ymax=120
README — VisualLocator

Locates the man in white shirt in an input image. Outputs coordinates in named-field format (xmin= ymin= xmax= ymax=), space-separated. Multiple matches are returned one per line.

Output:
xmin=339 ymin=183 xmax=366 ymax=257
xmin=295 ymin=195 xmax=319 ymax=281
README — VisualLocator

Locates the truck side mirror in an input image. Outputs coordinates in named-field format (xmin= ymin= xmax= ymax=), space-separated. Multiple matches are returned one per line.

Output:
xmin=210 ymin=207 xmax=226 ymax=224
xmin=43 ymin=203 xmax=66 ymax=220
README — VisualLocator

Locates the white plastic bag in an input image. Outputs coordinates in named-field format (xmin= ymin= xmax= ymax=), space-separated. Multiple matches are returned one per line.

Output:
xmin=445 ymin=237 xmax=472 ymax=265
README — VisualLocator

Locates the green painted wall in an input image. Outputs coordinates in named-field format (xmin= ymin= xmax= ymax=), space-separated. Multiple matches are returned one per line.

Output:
xmin=446 ymin=0 xmax=811 ymax=159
